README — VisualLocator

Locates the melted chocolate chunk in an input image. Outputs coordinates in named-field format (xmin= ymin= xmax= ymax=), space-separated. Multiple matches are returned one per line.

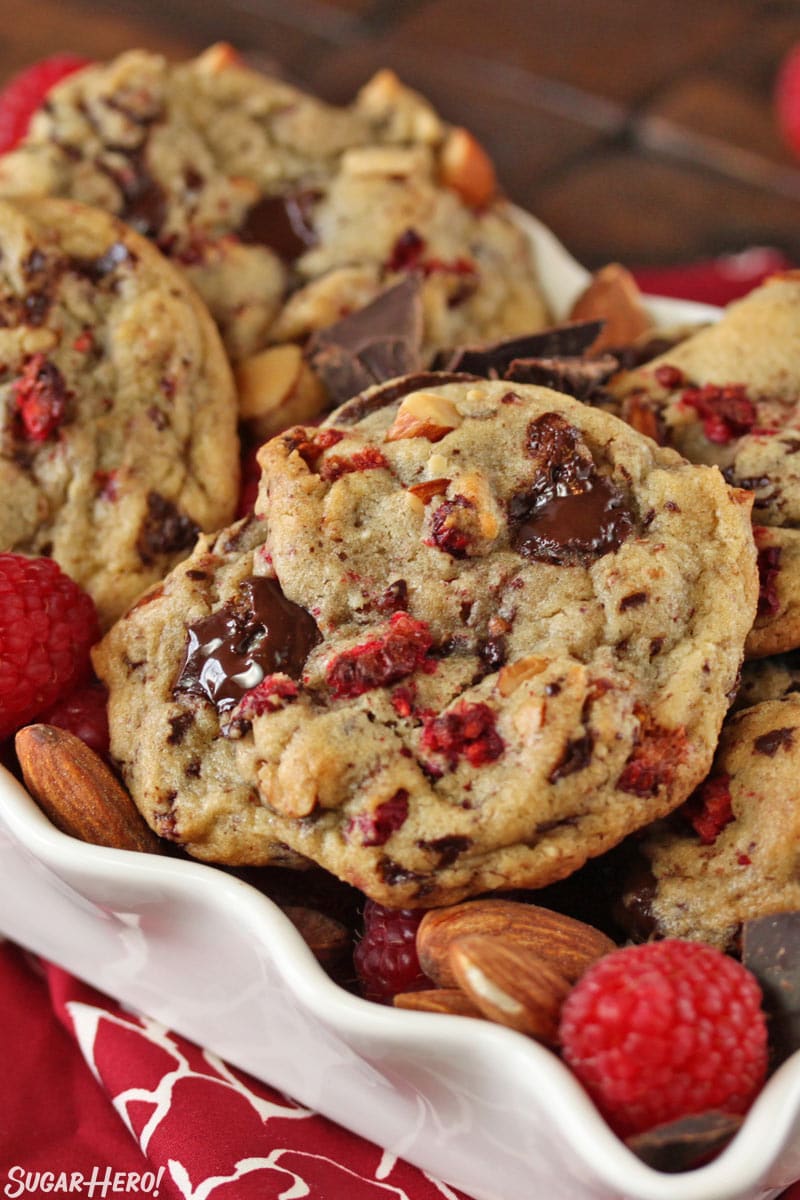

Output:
xmin=509 ymin=412 xmax=635 ymax=565
xmin=174 ymin=576 xmax=321 ymax=714
xmin=136 ymin=492 xmax=199 ymax=564
xmin=626 ymin=1112 xmax=743 ymax=1173
xmin=305 ymin=276 xmax=425 ymax=405
xmin=239 ymin=191 xmax=318 ymax=260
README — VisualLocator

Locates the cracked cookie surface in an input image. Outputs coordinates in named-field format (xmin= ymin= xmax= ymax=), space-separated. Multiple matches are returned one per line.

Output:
xmin=0 ymin=195 xmax=238 ymax=625
xmin=0 ymin=46 xmax=549 ymax=362
xmin=94 ymin=377 xmax=758 ymax=904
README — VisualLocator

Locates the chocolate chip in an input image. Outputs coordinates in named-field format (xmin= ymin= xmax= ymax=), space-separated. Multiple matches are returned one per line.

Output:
xmin=238 ymin=190 xmax=318 ymax=260
xmin=626 ymin=1112 xmax=743 ymax=1172
xmin=415 ymin=834 xmax=472 ymax=866
xmin=136 ymin=492 xmax=199 ymax=564
xmin=167 ymin=712 xmax=194 ymax=745
xmin=753 ymin=726 xmax=796 ymax=756
xmin=548 ymin=732 xmax=594 ymax=782
xmin=619 ymin=591 xmax=648 ymax=611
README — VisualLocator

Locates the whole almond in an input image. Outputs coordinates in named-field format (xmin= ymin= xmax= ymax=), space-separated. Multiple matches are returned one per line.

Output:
xmin=281 ymin=905 xmax=350 ymax=966
xmin=394 ymin=988 xmax=483 ymax=1017
xmin=449 ymin=934 xmax=571 ymax=1044
xmin=15 ymin=724 xmax=162 ymax=854
xmin=417 ymin=898 xmax=615 ymax=987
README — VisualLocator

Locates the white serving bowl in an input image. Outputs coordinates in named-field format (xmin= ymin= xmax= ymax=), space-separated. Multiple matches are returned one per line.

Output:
xmin=3 ymin=214 xmax=791 ymax=1200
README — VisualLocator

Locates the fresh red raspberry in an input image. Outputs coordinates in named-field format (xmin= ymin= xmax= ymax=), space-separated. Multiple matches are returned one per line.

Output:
xmin=41 ymin=677 xmax=110 ymax=759
xmin=354 ymin=901 xmax=432 ymax=1002
xmin=0 ymin=55 xmax=92 ymax=154
xmin=0 ymin=554 xmax=100 ymax=740
xmin=775 ymin=43 xmax=800 ymax=159
xmin=559 ymin=939 xmax=768 ymax=1138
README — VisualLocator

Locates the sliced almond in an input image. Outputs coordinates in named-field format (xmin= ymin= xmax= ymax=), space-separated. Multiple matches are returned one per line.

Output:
xmin=407 ymin=477 xmax=450 ymax=503
xmin=569 ymin=263 xmax=653 ymax=352
xmin=235 ymin=343 xmax=327 ymax=440
xmin=394 ymin=988 xmax=482 ymax=1017
xmin=497 ymin=654 xmax=550 ymax=697
xmin=385 ymin=391 xmax=462 ymax=442
xmin=417 ymin=898 xmax=615 ymax=988
xmin=449 ymin=934 xmax=571 ymax=1044
xmin=440 ymin=127 xmax=498 ymax=208
xmin=15 ymin=724 xmax=162 ymax=853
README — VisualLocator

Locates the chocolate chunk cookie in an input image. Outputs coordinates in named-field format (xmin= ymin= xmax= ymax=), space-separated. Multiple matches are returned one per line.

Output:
xmin=619 ymin=696 xmax=800 ymax=951
xmin=0 ymin=46 xmax=549 ymax=363
xmin=94 ymin=378 xmax=757 ymax=905
xmin=0 ymin=195 xmax=238 ymax=625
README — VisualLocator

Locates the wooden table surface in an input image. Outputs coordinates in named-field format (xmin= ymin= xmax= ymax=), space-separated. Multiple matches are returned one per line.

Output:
xmin=2 ymin=0 xmax=800 ymax=270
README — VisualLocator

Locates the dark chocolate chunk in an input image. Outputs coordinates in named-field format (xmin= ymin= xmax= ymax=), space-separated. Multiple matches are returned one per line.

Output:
xmin=174 ymin=576 xmax=321 ymax=714
xmin=548 ymin=732 xmax=594 ymax=782
xmin=305 ymin=276 xmax=425 ymax=405
xmin=504 ymin=353 xmax=619 ymax=400
xmin=333 ymin=370 xmax=477 ymax=425
xmin=238 ymin=190 xmax=318 ymax=261
xmin=415 ymin=834 xmax=472 ymax=867
xmin=116 ymin=147 xmax=167 ymax=239
xmin=136 ymin=492 xmax=199 ymax=564
xmin=508 ymin=412 xmax=635 ymax=566
xmin=743 ymin=910 xmax=800 ymax=1067
xmin=73 ymin=240 xmax=131 ymax=283
xmin=437 ymin=320 xmax=604 ymax=376
xmin=626 ymin=1111 xmax=743 ymax=1173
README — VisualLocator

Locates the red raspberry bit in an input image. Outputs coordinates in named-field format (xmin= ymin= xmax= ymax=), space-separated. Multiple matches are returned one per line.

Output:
xmin=41 ymin=678 xmax=109 ymax=759
xmin=237 ymin=675 xmax=299 ymax=719
xmin=755 ymin=537 xmax=782 ymax=619
xmin=0 ymin=54 xmax=92 ymax=154
xmin=327 ymin=612 xmax=435 ymax=699
xmin=679 ymin=382 xmax=757 ymax=444
xmin=347 ymin=789 xmax=410 ymax=847
xmin=559 ymin=940 xmax=768 ymax=1138
xmin=680 ymin=773 xmax=734 ymax=844
xmin=390 ymin=683 xmax=416 ymax=718
xmin=354 ymin=901 xmax=432 ymax=1002
xmin=72 ymin=329 xmax=93 ymax=353
xmin=93 ymin=469 xmax=119 ymax=501
xmin=422 ymin=701 xmax=504 ymax=769
xmin=13 ymin=353 xmax=70 ymax=441
xmin=427 ymin=496 xmax=474 ymax=559
xmin=387 ymin=228 xmax=426 ymax=272
xmin=653 ymin=364 xmax=685 ymax=390
xmin=319 ymin=446 xmax=389 ymax=483
xmin=294 ymin=427 xmax=345 ymax=468
xmin=0 ymin=554 xmax=100 ymax=739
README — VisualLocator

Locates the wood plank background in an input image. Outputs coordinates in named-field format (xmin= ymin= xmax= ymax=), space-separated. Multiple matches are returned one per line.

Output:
xmin=2 ymin=0 xmax=800 ymax=269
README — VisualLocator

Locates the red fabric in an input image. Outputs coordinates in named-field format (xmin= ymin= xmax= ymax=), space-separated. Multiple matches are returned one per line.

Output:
xmin=2 ymin=249 xmax=798 ymax=1197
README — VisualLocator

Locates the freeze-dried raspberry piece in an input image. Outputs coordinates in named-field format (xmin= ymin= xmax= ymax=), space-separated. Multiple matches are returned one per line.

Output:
xmin=347 ymin=789 xmax=409 ymax=847
xmin=754 ymin=534 xmax=781 ymax=619
xmin=680 ymin=773 xmax=734 ymax=844
xmin=319 ymin=446 xmax=389 ymax=483
xmin=326 ymin=612 xmax=435 ymax=699
xmin=0 ymin=54 xmax=91 ymax=154
xmin=422 ymin=701 xmax=504 ymax=769
xmin=679 ymin=382 xmax=757 ymax=444
xmin=559 ymin=940 xmax=768 ymax=1138
xmin=12 ymin=354 xmax=70 ymax=441
xmin=618 ymin=713 xmax=688 ymax=797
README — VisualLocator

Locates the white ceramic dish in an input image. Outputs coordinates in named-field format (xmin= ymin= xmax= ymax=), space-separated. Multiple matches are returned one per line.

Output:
xmin=1 ymin=214 xmax=793 ymax=1200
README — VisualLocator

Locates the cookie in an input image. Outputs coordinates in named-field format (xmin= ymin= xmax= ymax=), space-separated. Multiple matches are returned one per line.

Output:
xmin=0 ymin=46 xmax=549 ymax=364
xmin=0 ymin=195 xmax=238 ymax=626
xmin=735 ymin=651 xmax=800 ymax=711
xmin=619 ymin=696 xmax=800 ymax=951
xmin=94 ymin=375 xmax=757 ymax=905
xmin=610 ymin=272 xmax=800 ymax=532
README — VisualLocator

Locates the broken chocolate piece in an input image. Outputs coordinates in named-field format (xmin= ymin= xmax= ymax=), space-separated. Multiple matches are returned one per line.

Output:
xmin=333 ymin=369 xmax=477 ymax=425
xmin=305 ymin=276 xmax=425 ymax=405
xmin=505 ymin=353 xmax=619 ymax=400
xmin=743 ymin=910 xmax=800 ymax=1068
xmin=437 ymin=320 xmax=604 ymax=376
xmin=626 ymin=1111 xmax=743 ymax=1173
xmin=239 ymin=190 xmax=318 ymax=260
